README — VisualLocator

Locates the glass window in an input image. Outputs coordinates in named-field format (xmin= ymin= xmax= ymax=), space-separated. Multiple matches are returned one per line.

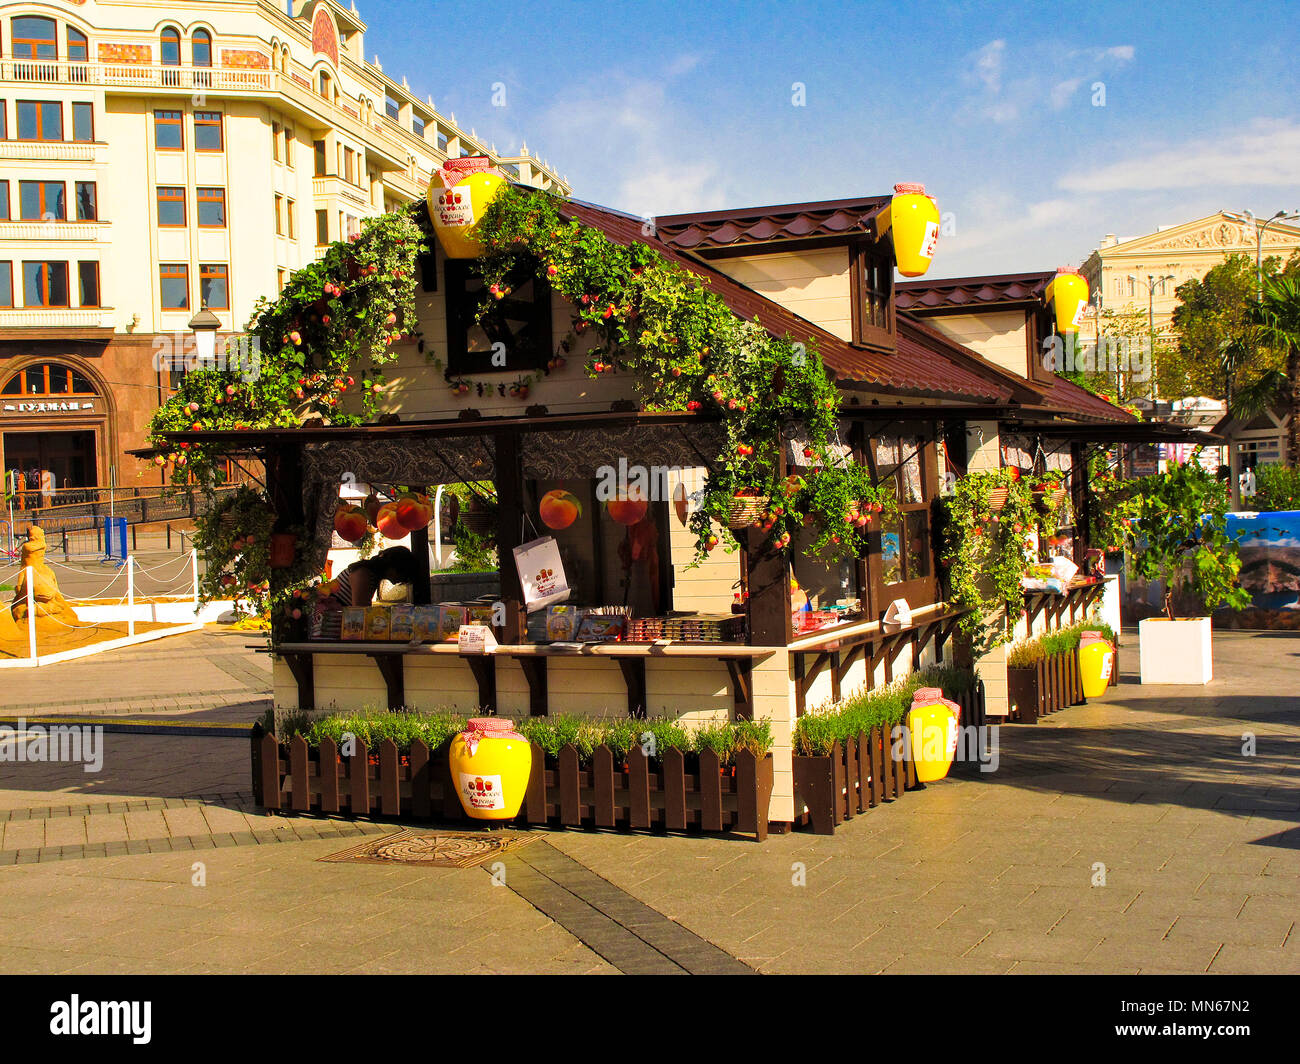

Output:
xmin=75 ymin=181 xmax=96 ymax=221
xmin=284 ymin=127 xmax=295 ymax=168
xmin=445 ymin=259 xmax=553 ymax=376
xmin=412 ymin=115 xmax=425 ymax=138
xmin=286 ymin=199 xmax=296 ymax=240
xmin=72 ymin=102 xmax=93 ymax=142
xmin=154 ymin=110 xmax=183 ymax=150
xmin=12 ymin=17 xmax=58 ymax=59
xmin=385 ymin=96 xmax=399 ymax=121
xmin=157 ymin=187 xmax=185 ymax=227
xmin=19 ymin=181 xmax=65 ymax=221
xmin=192 ymin=29 xmax=212 ymax=67
xmin=0 ymin=181 xmax=9 ymax=221
xmin=159 ymin=264 xmax=189 ymax=310
xmin=196 ymin=187 xmax=225 ymax=227
xmin=23 ymin=261 xmax=69 ymax=307
xmin=199 ymin=263 xmax=228 ymax=310
xmin=78 ymin=261 xmax=99 ymax=307
xmin=67 ymin=27 xmax=88 ymax=62
xmin=853 ymin=243 xmax=893 ymax=342
xmin=194 ymin=111 xmax=223 ymax=151
xmin=0 ymin=263 xmax=12 ymax=308
xmin=160 ymin=27 xmax=181 ymax=65
xmin=17 ymin=100 xmax=61 ymax=141
xmin=315 ymin=209 xmax=328 ymax=245
xmin=0 ymin=102 xmax=6 ymax=140
xmin=436 ymin=130 xmax=448 ymax=154
xmin=313 ymin=139 xmax=327 ymax=176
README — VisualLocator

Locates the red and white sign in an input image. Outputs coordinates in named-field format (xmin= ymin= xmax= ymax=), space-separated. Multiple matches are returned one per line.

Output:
xmin=458 ymin=772 xmax=505 ymax=811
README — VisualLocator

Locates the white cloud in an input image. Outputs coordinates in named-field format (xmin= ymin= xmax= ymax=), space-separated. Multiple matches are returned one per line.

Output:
xmin=960 ymin=38 xmax=1134 ymax=123
xmin=1060 ymin=117 xmax=1300 ymax=193
xmin=973 ymin=39 xmax=1006 ymax=94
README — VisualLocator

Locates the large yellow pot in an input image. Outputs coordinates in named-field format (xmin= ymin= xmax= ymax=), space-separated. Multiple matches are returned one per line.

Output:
xmin=906 ymin=687 xmax=961 ymax=783
xmin=448 ymin=717 xmax=534 ymax=820
xmin=1078 ymin=632 xmax=1115 ymax=699
xmin=883 ymin=182 xmax=940 ymax=277
xmin=427 ymin=162 xmax=507 ymax=259
xmin=1045 ymin=269 xmax=1089 ymax=334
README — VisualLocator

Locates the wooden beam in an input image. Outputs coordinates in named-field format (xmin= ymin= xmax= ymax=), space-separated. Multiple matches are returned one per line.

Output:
xmin=518 ymin=655 xmax=548 ymax=717
xmin=367 ymin=652 xmax=405 ymax=710
xmin=617 ymin=657 xmax=647 ymax=719
xmin=463 ymin=655 xmax=497 ymax=714
xmin=494 ymin=429 xmax=526 ymax=644
xmin=724 ymin=657 xmax=753 ymax=720
xmin=283 ymin=652 xmax=314 ymax=711
xmin=409 ymin=526 xmax=432 ymax=605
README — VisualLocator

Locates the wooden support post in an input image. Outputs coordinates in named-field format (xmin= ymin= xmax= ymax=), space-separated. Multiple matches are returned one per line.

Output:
xmin=368 ymin=652 xmax=405 ymax=711
xmin=409 ymin=526 xmax=432 ymax=605
xmin=464 ymin=655 xmax=497 ymax=714
xmin=723 ymin=657 xmax=753 ymax=720
xmin=284 ymin=652 xmax=315 ymax=711
xmin=493 ymin=429 xmax=526 ymax=644
xmin=746 ymin=428 xmax=790 ymax=646
xmin=617 ymin=657 xmax=647 ymax=719
xmin=518 ymin=656 xmax=548 ymax=716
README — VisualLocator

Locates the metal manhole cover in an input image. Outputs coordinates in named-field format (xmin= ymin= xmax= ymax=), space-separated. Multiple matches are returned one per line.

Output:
xmin=320 ymin=829 xmax=541 ymax=868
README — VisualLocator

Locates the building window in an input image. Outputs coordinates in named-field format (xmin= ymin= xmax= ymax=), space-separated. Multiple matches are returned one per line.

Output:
xmin=869 ymin=432 xmax=936 ymax=605
xmin=67 ymin=27 xmax=88 ymax=63
xmin=413 ymin=115 xmax=426 ymax=138
xmin=157 ymin=187 xmax=186 ymax=227
xmin=72 ymin=102 xmax=93 ymax=142
xmin=315 ymin=209 xmax=329 ymax=246
xmin=314 ymin=139 xmax=327 ymax=176
xmin=192 ymin=29 xmax=212 ymax=67
xmin=850 ymin=241 xmax=895 ymax=348
xmin=285 ymin=127 xmax=295 ymax=168
xmin=17 ymin=100 xmax=61 ymax=141
xmin=436 ymin=130 xmax=448 ymax=154
xmin=75 ymin=182 xmax=96 ymax=221
xmin=160 ymin=26 xmax=181 ymax=86
xmin=19 ymin=181 xmax=65 ymax=221
xmin=78 ymin=261 xmax=99 ymax=307
xmin=196 ymin=187 xmax=225 ymax=228
xmin=159 ymin=264 xmax=189 ymax=310
xmin=194 ymin=111 xmax=223 ymax=151
xmin=277 ymin=268 xmax=287 ymax=293
xmin=274 ymin=194 xmax=284 ymax=236
xmin=0 ymin=263 xmax=12 ymax=307
xmin=155 ymin=110 xmax=183 ymax=150
xmin=23 ymin=261 xmax=69 ymax=307
xmin=318 ymin=70 xmax=332 ymax=99
xmin=12 ymin=16 xmax=57 ymax=80
xmin=2 ymin=362 xmax=96 ymax=396
xmin=199 ymin=264 xmax=228 ymax=310
xmin=385 ymin=95 xmax=400 ymax=121
xmin=286 ymin=198 xmax=296 ymax=240
xmin=0 ymin=181 xmax=9 ymax=220
xmin=272 ymin=121 xmax=282 ymax=162
xmin=0 ymin=102 xmax=7 ymax=140
xmin=445 ymin=259 xmax=552 ymax=376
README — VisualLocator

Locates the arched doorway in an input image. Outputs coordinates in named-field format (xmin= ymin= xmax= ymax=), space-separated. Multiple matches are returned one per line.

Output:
xmin=1 ymin=361 xmax=102 ymax=505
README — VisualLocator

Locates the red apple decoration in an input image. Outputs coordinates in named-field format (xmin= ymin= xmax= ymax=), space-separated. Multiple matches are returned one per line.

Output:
xmin=375 ymin=502 xmax=405 ymax=540
xmin=539 ymin=489 xmax=583 ymax=530
xmin=333 ymin=503 xmax=369 ymax=544
xmin=394 ymin=491 xmax=433 ymax=532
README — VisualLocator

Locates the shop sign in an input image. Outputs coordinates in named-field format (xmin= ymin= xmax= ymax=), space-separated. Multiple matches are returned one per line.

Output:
xmin=2 ymin=400 xmax=95 ymax=414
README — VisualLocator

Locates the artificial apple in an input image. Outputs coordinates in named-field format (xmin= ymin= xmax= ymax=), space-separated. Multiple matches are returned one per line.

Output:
xmin=375 ymin=502 xmax=405 ymax=540
xmin=333 ymin=503 xmax=368 ymax=544
xmin=539 ymin=489 xmax=583 ymax=530
xmin=606 ymin=495 xmax=649 ymax=526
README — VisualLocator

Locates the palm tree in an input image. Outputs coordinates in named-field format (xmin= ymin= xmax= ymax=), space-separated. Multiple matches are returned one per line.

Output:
xmin=1230 ymin=275 xmax=1300 ymax=464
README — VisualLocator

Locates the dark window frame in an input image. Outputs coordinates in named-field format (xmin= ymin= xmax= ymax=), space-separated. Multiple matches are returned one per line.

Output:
xmin=77 ymin=260 xmax=99 ymax=307
xmin=444 ymin=258 xmax=553 ymax=378
xmin=75 ymin=181 xmax=96 ymax=221
xmin=71 ymin=101 xmax=93 ymax=142
xmin=864 ymin=427 xmax=940 ymax=611
xmin=849 ymin=239 xmax=896 ymax=352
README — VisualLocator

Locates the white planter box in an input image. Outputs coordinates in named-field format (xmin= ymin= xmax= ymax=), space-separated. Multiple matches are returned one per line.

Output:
xmin=1138 ymin=617 xmax=1212 ymax=684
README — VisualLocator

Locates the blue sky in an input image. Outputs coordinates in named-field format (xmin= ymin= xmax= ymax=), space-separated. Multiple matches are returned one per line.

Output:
xmin=359 ymin=0 xmax=1300 ymax=277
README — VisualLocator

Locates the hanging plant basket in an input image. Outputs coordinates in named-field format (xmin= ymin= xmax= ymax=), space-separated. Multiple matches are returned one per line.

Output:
xmin=1033 ymin=487 xmax=1067 ymax=513
xmin=727 ymin=493 xmax=770 ymax=530
xmin=987 ymin=487 xmax=1009 ymax=512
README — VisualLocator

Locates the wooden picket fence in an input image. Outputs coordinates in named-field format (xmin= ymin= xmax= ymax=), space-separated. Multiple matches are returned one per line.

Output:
xmin=1007 ymin=648 xmax=1085 ymax=724
xmin=791 ymin=681 xmax=987 ymax=835
xmin=250 ymin=726 xmax=774 ymax=840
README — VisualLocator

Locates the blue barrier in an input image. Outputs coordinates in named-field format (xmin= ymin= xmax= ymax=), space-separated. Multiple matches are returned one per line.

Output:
xmin=103 ymin=516 xmax=128 ymax=560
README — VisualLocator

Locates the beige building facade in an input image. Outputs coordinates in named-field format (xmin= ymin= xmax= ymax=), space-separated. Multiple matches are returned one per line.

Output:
xmin=1080 ymin=211 xmax=1300 ymax=337
xmin=0 ymin=0 xmax=565 ymax=493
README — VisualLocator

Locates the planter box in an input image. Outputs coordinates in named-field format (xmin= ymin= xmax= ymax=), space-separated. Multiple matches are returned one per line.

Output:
xmin=792 ymin=681 xmax=986 ymax=834
xmin=1138 ymin=617 xmax=1212 ymax=684
xmin=251 ymin=728 xmax=774 ymax=840
xmin=1007 ymin=649 xmax=1085 ymax=724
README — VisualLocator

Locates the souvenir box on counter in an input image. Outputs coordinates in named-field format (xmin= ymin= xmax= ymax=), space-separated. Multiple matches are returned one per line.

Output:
xmin=389 ymin=604 xmax=415 ymax=642
xmin=340 ymin=607 xmax=367 ymax=641
xmin=625 ymin=613 xmax=747 ymax=643
xmin=413 ymin=605 xmax=440 ymax=642
xmin=546 ymin=605 xmax=582 ymax=642
xmin=437 ymin=604 xmax=467 ymax=641
xmin=365 ymin=605 xmax=391 ymax=641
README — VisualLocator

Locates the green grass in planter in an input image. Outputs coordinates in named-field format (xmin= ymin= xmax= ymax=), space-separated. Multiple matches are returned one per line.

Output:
xmin=303 ymin=708 xmax=465 ymax=750
xmin=643 ymin=718 xmax=692 ymax=760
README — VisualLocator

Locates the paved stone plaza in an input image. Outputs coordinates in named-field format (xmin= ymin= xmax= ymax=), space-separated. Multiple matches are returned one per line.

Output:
xmin=0 ymin=627 xmax=1296 ymax=974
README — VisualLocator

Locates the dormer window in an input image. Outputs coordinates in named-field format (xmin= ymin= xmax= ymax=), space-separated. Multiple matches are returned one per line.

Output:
xmin=849 ymin=240 xmax=895 ymax=350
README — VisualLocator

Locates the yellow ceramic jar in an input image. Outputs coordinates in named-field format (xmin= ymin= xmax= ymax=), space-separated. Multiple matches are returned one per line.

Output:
xmin=448 ymin=717 xmax=534 ymax=820
xmin=906 ymin=688 xmax=961 ymax=783
xmin=428 ymin=169 xmax=507 ymax=259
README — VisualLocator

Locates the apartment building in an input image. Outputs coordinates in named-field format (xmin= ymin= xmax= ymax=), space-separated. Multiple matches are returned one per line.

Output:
xmin=0 ymin=0 xmax=566 ymax=493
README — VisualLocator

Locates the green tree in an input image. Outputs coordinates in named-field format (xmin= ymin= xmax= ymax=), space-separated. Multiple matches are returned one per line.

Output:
xmin=1232 ymin=274 xmax=1300 ymax=465
xmin=1063 ymin=306 xmax=1170 ymax=402
xmin=1167 ymin=252 xmax=1296 ymax=404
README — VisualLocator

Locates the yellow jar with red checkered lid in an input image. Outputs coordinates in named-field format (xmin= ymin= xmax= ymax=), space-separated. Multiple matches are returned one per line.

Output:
xmin=448 ymin=717 xmax=534 ymax=820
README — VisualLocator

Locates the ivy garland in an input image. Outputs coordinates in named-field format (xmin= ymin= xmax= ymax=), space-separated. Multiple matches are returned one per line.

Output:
xmin=472 ymin=185 xmax=892 ymax=562
xmin=938 ymin=469 xmax=1037 ymax=649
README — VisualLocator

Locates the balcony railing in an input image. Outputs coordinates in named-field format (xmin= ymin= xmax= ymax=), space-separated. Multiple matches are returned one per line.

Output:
xmin=0 ymin=307 xmax=115 ymax=329
xmin=0 ymin=220 xmax=108 ymax=241
xmin=0 ymin=140 xmax=103 ymax=163
xmin=0 ymin=57 xmax=271 ymax=92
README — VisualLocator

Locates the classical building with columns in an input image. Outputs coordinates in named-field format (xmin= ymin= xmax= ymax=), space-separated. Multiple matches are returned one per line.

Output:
xmin=1079 ymin=211 xmax=1300 ymax=336
xmin=0 ymin=0 xmax=565 ymax=495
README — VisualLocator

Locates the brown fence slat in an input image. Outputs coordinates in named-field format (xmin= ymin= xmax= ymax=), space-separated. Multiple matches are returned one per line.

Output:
xmin=870 ymin=726 xmax=883 ymax=805
xmin=893 ymin=725 xmax=907 ymax=797
xmin=700 ymin=749 xmax=723 ymax=832
xmin=860 ymin=731 xmax=876 ymax=809
xmin=628 ymin=746 xmax=651 ymax=830
xmin=831 ymin=741 xmax=846 ymax=826
xmin=559 ymin=745 xmax=580 ymax=826
xmin=525 ymin=742 xmax=547 ymax=824
xmin=259 ymin=730 xmax=280 ymax=810
xmin=735 ymin=749 xmax=758 ymax=836
xmin=843 ymin=737 xmax=858 ymax=820
xmin=593 ymin=745 xmax=616 ymax=828
xmin=350 ymin=738 xmax=370 ymax=816
xmin=663 ymin=748 xmax=687 ymax=831
xmin=379 ymin=738 xmax=400 ymax=816
xmin=409 ymin=739 xmax=430 ymax=819
xmin=318 ymin=736 xmax=339 ymax=813
xmin=290 ymin=735 xmax=309 ymax=811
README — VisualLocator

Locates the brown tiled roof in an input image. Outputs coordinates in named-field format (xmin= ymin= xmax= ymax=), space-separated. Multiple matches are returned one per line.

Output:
xmin=1031 ymin=375 xmax=1136 ymax=423
xmin=895 ymin=271 xmax=1056 ymax=312
xmin=559 ymin=198 xmax=1013 ymax=404
xmin=655 ymin=197 xmax=889 ymax=252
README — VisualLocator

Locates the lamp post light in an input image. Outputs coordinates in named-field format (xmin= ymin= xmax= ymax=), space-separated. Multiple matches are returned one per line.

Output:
xmin=1226 ymin=209 xmax=1300 ymax=298
xmin=187 ymin=304 xmax=222 ymax=368
xmin=1127 ymin=273 xmax=1175 ymax=403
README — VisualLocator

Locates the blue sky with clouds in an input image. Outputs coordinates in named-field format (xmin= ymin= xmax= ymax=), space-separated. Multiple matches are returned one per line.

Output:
xmin=360 ymin=0 xmax=1299 ymax=277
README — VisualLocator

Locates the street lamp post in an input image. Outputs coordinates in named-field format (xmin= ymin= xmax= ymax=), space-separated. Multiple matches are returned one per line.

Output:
xmin=187 ymin=304 xmax=222 ymax=367
xmin=1127 ymin=272 xmax=1175 ymax=403
xmin=1226 ymin=209 xmax=1300 ymax=299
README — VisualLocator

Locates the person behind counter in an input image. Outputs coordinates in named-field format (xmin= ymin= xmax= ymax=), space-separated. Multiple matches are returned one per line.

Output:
xmin=319 ymin=546 xmax=419 ymax=610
